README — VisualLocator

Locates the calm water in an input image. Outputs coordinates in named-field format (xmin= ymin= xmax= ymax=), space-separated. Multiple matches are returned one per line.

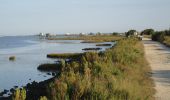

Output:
xmin=0 ymin=35 xmax=112 ymax=92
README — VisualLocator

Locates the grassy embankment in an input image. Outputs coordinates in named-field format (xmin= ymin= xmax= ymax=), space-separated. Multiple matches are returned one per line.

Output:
xmin=12 ymin=37 xmax=155 ymax=100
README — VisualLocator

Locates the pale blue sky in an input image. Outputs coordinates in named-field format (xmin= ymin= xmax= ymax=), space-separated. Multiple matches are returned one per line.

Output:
xmin=0 ymin=0 xmax=170 ymax=35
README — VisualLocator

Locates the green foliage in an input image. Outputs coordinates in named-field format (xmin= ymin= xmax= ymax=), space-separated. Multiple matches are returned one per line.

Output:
xmin=126 ymin=30 xmax=137 ymax=37
xmin=112 ymin=32 xmax=119 ymax=35
xmin=141 ymin=29 xmax=154 ymax=35
xmin=12 ymin=88 xmax=26 ymax=100
xmin=164 ymin=29 xmax=170 ymax=36
xmin=152 ymin=31 xmax=165 ymax=42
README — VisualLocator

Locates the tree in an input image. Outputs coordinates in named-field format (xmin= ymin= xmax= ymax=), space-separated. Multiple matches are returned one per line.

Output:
xmin=112 ymin=32 xmax=119 ymax=35
xmin=141 ymin=29 xmax=154 ymax=35
xmin=152 ymin=31 xmax=165 ymax=42
xmin=126 ymin=30 xmax=137 ymax=37
xmin=164 ymin=29 xmax=170 ymax=36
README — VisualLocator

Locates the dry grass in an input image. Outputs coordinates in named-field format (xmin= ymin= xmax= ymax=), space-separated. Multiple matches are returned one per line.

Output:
xmin=164 ymin=36 xmax=170 ymax=47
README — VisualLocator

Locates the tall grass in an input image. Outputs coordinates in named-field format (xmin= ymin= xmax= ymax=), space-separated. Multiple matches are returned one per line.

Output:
xmin=163 ymin=36 xmax=170 ymax=47
xmin=46 ymin=38 xmax=155 ymax=100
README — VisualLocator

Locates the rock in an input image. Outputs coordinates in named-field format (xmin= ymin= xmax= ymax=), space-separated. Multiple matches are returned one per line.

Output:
xmin=47 ymin=73 xmax=50 ymax=75
xmin=10 ymin=88 xmax=15 ymax=93
xmin=52 ymin=72 xmax=56 ymax=76
xmin=14 ymin=86 xmax=18 ymax=89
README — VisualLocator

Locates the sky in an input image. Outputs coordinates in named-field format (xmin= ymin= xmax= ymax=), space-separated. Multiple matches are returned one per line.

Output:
xmin=0 ymin=0 xmax=170 ymax=35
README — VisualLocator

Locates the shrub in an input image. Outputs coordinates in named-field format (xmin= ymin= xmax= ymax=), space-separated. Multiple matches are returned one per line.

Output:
xmin=37 ymin=63 xmax=62 ymax=71
xmin=12 ymin=88 xmax=26 ymax=100
xmin=152 ymin=31 xmax=165 ymax=42
xmin=126 ymin=30 xmax=137 ymax=37
xmin=9 ymin=56 xmax=16 ymax=61
xmin=141 ymin=29 xmax=154 ymax=35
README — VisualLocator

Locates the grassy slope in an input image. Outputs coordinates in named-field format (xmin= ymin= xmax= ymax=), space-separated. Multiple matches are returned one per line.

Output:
xmin=46 ymin=38 xmax=155 ymax=100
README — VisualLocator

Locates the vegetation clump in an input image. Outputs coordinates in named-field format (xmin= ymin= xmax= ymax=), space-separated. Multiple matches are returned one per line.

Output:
xmin=9 ymin=56 xmax=16 ymax=61
xmin=82 ymin=48 xmax=101 ymax=51
xmin=96 ymin=43 xmax=112 ymax=46
xmin=152 ymin=31 xmax=165 ymax=42
xmin=37 ymin=63 xmax=62 ymax=71
xmin=47 ymin=53 xmax=83 ymax=59
xmin=141 ymin=29 xmax=155 ymax=35
xmin=81 ymin=40 xmax=101 ymax=43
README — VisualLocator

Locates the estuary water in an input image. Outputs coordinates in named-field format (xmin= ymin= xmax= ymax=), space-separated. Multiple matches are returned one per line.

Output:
xmin=0 ymin=35 xmax=112 ymax=93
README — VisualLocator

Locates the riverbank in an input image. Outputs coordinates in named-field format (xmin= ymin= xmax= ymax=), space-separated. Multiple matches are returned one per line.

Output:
xmin=9 ymin=37 xmax=154 ymax=100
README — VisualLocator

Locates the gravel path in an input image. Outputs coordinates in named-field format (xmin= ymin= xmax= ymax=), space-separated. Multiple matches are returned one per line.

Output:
xmin=143 ymin=38 xmax=170 ymax=100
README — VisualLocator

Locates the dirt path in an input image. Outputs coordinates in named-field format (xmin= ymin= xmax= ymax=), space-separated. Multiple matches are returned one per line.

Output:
xmin=143 ymin=38 xmax=170 ymax=100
